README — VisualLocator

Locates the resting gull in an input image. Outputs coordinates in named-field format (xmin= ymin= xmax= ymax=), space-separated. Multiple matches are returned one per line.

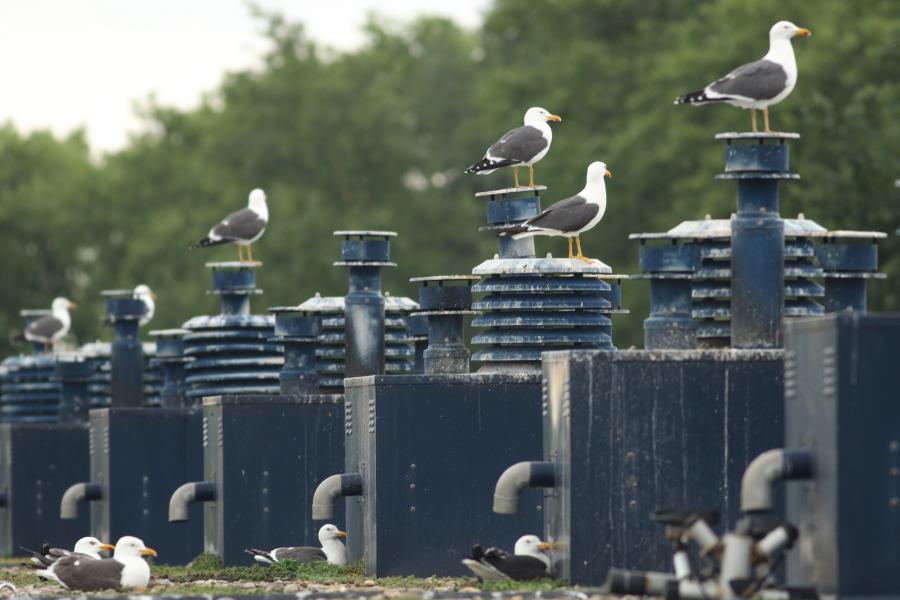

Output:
xmin=508 ymin=161 xmax=611 ymax=263
xmin=23 ymin=297 xmax=76 ymax=351
xmin=675 ymin=21 xmax=811 ymax=132
xmin=36 ymin=535 xmax=156 ymax=591
xmin=134 ymin=284 xmax=156 ymax=327
xmin=462 ymin=534 xmax=553 ymax=581
xmin=466 ymin=107 xmax=561 ymax=188
xmin=245 ymin=523 xmax=348 ymax=566
xmin=191 ymin=188 xmax=269 ymax=262
xmin=25 ymin=536 xmax=114 ymax=568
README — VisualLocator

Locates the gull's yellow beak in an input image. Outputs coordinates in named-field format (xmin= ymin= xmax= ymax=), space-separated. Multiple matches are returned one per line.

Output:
xmin=795 ymin=27 xmax=811 ymax=37
xmin=547 ymin=114 xmax=562 ymax=122
xmin=68 ymin=302 xmax=78 ymax=310
xmin=141 ymin=548 xmax=158 ymax=557
xmin=604 ymin=169 xmax=612 ymax=178
xmin=99 ymin=544 xmax=116 ymax=552
xmin=151 ymin=292 xmax=158 ymax=300
xmin=537 ymin=542 xmax=553 ymax=551
xmin=335 ymin=530 xmax=347 ymax=539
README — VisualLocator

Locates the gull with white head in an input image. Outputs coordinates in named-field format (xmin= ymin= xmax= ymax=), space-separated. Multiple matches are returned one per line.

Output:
xmin=191 ymin=188 xmax=269 ymax=263
xmin=245 ymin=523 xmax=348 ymax=566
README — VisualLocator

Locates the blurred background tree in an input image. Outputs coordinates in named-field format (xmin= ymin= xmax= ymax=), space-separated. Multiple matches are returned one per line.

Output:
xmin=2 ymin=0 xmax=898 ymax=354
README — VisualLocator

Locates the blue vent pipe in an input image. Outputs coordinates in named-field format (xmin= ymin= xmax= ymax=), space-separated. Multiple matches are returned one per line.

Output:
xmin=101 ymin=290 xmax=145 ymax=407
xmin=54 ymin=355 xmax=91 ymax=422
xmin=149 ymin=329 xmax=191 ymax=407
xmin=716 ymin=132 xmax=796 ymax=348
xmin=410 ymin=276 xmax=480 ymax=374
xmin=334 ymin=231 xmax=397 ymax=379
xmin=268 ymin=307 xmax=320 ymax=396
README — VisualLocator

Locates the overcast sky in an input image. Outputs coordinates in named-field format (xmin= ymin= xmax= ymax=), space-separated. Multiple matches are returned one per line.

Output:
xmin=0 ymin=0 xmax=490 ymax=153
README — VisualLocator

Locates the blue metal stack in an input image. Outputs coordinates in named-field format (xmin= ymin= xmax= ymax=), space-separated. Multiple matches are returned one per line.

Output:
xmin=182 ymin=262 xmax=282 ymax=401
xmin=470 ymin=186 xmax=626 ymax=371
xmin=80 ymin=341 xmax=112 ymax=410
xmin=149 ymin=329 xmax=192 ymax=407
xmin=812 ymin=230 xmax=887 ymax=312
xmin=0 ymin=310 xmax=62 ymax=423
xmin=142 ymin=343 xmax=163 ymax=407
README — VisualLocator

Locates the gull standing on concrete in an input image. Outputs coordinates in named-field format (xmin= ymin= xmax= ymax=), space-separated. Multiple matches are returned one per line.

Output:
xmin=466 ymin=107 xmax=562 ymax=188
xmin=510 ymin=161 xmax=611 ymax=264
xmin=674 ymin=21 xmax=811 ymax=132
xmin=245 ymin=523 xmax=348 ymax=565
xmin=133 ymin=284 xmax=156 ymax=327
xmin=35 ymin=536 xmax=156 ymax=591
xmin=24 ymin=297 xmax=76 ymax=351
xmin=462 ymin=534 xmax=554 ymax=581
xmin=191 ymin=188 xmax=269 ymax=263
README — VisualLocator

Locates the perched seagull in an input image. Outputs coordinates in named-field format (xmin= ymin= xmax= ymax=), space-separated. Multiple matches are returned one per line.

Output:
xmin=36 ymin=535 xmax=156 ymax=591
xmin=25 ymin=537 xmax=114 ymax=568
xmin=466 ymin=107 xmax=561 ymax=188
xmin=23 ymin=297 xmax=76 ymax=351
xmin=462 ymin=534 xmax=553 ymax=582
xmin=245 ymin=524 xmax=348 ymax=566
xmin=509 ymin=161 xmax=611 ymax=264
xmin=190 ymin=188 xmax=269 ymax=263
xmin=133 ymin=284 xmax=156 ymax=327
xmin=674 ymin=21 xmax=811 ymax=132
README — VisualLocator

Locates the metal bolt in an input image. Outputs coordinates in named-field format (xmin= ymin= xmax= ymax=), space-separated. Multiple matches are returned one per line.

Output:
xmin=890 ymin=497 xmax=899 ymax=508
xmin=409 ymin=506 xmax=416 ymax=512
xmin=409 ymin=463 xmax=416 ymax=470
xmin=628 ymin=500 xmax=638 ymax=511
xmin=890 ymin=441 xmax=899 ymax=452
xmin=409 ymin=484 xmax=416 ymax=491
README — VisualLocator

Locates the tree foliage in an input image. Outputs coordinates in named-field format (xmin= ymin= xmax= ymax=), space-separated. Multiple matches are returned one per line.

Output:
xmin=2 ymin=0 xmax=898 ymax=354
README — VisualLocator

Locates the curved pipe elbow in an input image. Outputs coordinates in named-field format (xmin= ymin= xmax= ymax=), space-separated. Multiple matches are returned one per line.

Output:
xmin=60 ymin=483 xmax=103 ymax=519
xmin=493 ymin=461 xmax=556 ymax=514
xmin=741 ymin=449 xmax=814 ymax=513
xmin=312 ymin=473 xmax=363 ymax=521
xmin=168 ymin=481 xmax=216 ymax=522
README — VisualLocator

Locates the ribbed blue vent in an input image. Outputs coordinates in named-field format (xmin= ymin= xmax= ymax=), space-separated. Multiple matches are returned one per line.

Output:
xmin=298 ymin=295 xmax=418 ymax=393
xmin=80 ymin=342 xmax=112 ymax=410
xmin=0 ymin=354 xmax=61 ymax=423
xmin=142 ymin=343 xmax=163 ymax=407
xmin=182 ymin=262 xmax=282 ymax=401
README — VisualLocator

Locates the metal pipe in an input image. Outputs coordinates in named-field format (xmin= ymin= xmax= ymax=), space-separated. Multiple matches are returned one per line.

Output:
xmin=740 ymin=449 xmax=814 ymax=513
xmin=756 ymin=523 xmax=798 ymax=559
xmin=168 ymin=481 xmax=216 ymax=522
xmin=54 ymin=355 xmax=91 ymax=422
xmin=0 ymin=490 xmax=6 ymax=507
xmin=268 ymin=308 xmax=320 ymax=396
xmin=311 ymin=473 xmax=363 ymax=520
xmin=686 ymin=516 xmax=721 ymax=555
xmin=102 ymin=290 xmax=145 ymax=407
xmin=492 ymin=461 xmax=555 ymax=514
xmin=150 ymin=329 xmax=191 ymax=408
xmin=411 ymin=276 xmax=479 ymax=375
xmin=60 ymin=482 xmax=103 ymax=519
xmin=719 ymin=533 xmax=753 ymax=600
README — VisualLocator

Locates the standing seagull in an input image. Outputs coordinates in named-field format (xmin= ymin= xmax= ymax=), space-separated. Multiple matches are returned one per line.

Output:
xmin=24 ymin=297 xmax=76 ymax=352
xmin=245 ymin=524 xmax=348 ymax=566
xmin=466 ymin=107 xmax=562 ymax=188
xmin=462 ymin=534 xmax=554 ymax=582
xmin=674 ymin=21 xmax=811 ymax=133
xmin=190 ymin=189 xmax=269 ymax=263
xmin=510 ymin=161 xmax=611 ymax=264
xmin=133 ymin=285 xmax=156 ymax=327
xmin=35 ymin=536 xmax=156 ymax=591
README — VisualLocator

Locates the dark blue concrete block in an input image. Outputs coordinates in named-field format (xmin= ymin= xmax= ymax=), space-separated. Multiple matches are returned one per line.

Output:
xmin=195 ymin=395 xmax=344 ymax=565
xmin=0 ymin=423 xmax=89 ymax=555
xmin=78 ymin=408 xmax=203 ymax=564
xmin=785 ymin=313 xmax=900 ymax=600
xmin=541 ymin=349 xmax=784 ymax=585
xmin=340 ymin=373 xmax=543 ymax=576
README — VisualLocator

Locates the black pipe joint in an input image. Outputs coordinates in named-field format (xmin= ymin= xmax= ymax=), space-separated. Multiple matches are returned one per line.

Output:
xmin=411 ymin=276 xmax=479 ymax=374
xmin=269 ymin=307 xmax=320 ymax=396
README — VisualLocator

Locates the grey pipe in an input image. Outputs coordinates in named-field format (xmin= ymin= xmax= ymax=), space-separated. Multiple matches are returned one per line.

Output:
xmin=0 ymin=490 xmax=6 ymax=507
xmin=312 ymin=473 xmax=363 ymax=520
xmin=686 ymin=516 xmax=721 ymax=555
xmin=168 ymin=481 xmax=216 ymax=522
xmin=493 ymin=461 xmax=556 ymax=514
xmin=741 ymin=449 xmax=814 ymax=513
xmin=60 ymin=483 xmax=103 ymax=519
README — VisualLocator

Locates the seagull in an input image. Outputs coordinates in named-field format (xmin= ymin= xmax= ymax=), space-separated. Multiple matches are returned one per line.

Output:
xmin=674 ymin=21 xmax=812 ymax=132
xmin=466 ymin=107 xmax=562 ymax=188
xmin=190 ymin=188 xmax=269 ymax=263
xmin=462 ymin=534 xmax=554 ymax=582
xmin=23 ymin=297 xmax=76 ymax=352
xmin=245 ymin=523 xmax=348 ymax=566
xmin=134 ymin=284 xmax=156 ymax=327
xmin=36 ymin=535 xmax=156 ymax=591
xmin=508 ymin=161 xmax=611 ymax=264
xmin=24 ymin=537 xmax=114 ymax=568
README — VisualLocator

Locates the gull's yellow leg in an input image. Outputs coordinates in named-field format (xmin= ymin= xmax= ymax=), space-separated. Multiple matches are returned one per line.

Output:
xmin=247 ymin=245 xmax=254 ymax=263
xmin=763 ymin=108 xmax=771 ymax=133
xmin=575 ymin=236 xmax=593 ymax=264
xmin=237 ymin=245 xmax=244 ymax=262
xmin=751 ymin=109 xmax=758 ymax=133
xmin=513 ymin=166 xmax=520 ymax=188
xmin=528 ymin=164 xmax=535 ymax=187
xmin=567 ymin=237 xmax=574 ymax=258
